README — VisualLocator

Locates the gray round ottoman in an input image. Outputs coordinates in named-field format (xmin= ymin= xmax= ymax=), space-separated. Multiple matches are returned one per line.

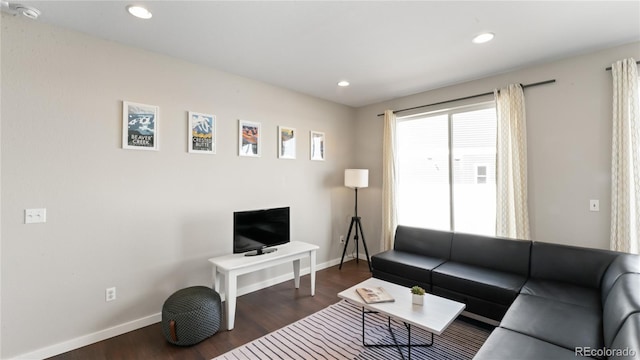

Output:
xmin=161 ymin=286 xmax=222 ymax=346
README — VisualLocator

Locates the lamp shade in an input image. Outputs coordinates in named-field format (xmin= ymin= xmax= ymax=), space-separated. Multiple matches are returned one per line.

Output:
xmin=345 ymin=169 xmax=369 ymax=188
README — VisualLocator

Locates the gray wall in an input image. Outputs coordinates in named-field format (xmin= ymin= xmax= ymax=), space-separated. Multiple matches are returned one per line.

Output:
xmin=355 ymin=41 xmax=640 ymax=254
xmin=1 ymin=14 xmax=356 ymax=358
xmin=3 ymin=10 xmax=639 ymax=359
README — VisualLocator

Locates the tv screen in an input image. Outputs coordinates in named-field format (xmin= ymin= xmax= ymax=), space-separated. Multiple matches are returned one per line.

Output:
xmin=233 ymin=207 xmax=290 ymax=256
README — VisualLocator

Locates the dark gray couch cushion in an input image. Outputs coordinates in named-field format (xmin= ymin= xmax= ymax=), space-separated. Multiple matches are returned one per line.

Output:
xmin=474 ymin=327 xmax=579 ymax=360
xmin=393 ymin=225 xmax=452 ymax=259
xmin=371 ymin=250 xmax=446 ymax=285
xmin=450 ymin=232 xmax=530 ymax=276
xmin=500 ymin=294 xmax=603 ymax=351
xmin=373 ymin=270 xmax=430 ymax=290
xmin=610 ymin=313 xmax=640 ymax=360
xmin=432 ymin=262 xmax=527 ymax=305
xmin=601 ymin=254 xmax=640 ymax=303
xmin=603 ymin=273 xmax=640 ymax=347
xmin=530 ymin=241 xmax=617 ymax=289
xmin=433 ymin=286 xmax=511 ymax=321
xmin=520 ymin=279 xmax=601 ymax=309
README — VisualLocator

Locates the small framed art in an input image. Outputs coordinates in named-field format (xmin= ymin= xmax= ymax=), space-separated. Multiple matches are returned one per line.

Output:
xmin=239 ymin=120 xmax=261 ymax=157
xmin=188 ymin=111 xmax=216 ymax=154
xmin=278 ymin=126 xmax=296 ymax=159
xmin=310 ymin=131 xmax=325 ymax=161
xmin=122 ymin=101 xmax=159 ymax=151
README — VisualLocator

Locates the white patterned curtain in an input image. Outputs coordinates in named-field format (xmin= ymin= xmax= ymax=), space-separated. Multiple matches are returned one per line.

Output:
xmin=495 ymin=84 xmax=530 ymax=239
xmin=381 ymin=110 xmax=398 ymax=251
xmin=610 ymin=58 xmax=640 ymax=254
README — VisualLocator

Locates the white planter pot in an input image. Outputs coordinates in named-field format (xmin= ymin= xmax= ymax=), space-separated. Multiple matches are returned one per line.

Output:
xmin=412 ymin=294 xmax=424 ymax=305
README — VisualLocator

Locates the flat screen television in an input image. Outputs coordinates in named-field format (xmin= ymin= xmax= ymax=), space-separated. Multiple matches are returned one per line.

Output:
xmin=233 ymin=207 xmax=290 ymax=256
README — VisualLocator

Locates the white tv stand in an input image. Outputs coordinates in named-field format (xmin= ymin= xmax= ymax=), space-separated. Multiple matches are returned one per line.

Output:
xmin=208 ymin=241 xmax=319 ymax=330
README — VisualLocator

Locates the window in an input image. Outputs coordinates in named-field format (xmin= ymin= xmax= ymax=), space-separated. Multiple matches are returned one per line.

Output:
xmin=397 ymin=103 xmax=497 ymax=236
xmin=476 ymin=165 xmax=488 ymax=184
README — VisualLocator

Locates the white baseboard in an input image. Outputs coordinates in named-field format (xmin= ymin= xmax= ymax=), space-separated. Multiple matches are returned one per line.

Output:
xmin=11 ymin=256 xmax=346 ymax=360
xmin=11 ymin=313 xmax=161 ymax=360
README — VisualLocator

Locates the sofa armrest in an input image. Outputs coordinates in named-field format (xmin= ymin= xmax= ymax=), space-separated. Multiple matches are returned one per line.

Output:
xmin=601 ymin=253 xmax=640 ymax=303
xmin=610 ymin=313 xmax=640 ymax=360
xmin=603 ymin=273 xmax=640 ymax=347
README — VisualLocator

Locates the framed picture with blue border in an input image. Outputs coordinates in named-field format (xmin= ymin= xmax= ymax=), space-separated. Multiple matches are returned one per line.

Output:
xmin=122 ymin=101 xmax=159 ymax=151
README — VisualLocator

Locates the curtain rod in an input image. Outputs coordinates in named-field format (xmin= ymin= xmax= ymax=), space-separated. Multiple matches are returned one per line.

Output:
xmin=376 ymin=79 xmax=556 ymax=117
xmin=605 ymin=60 xmax=640 ymax=71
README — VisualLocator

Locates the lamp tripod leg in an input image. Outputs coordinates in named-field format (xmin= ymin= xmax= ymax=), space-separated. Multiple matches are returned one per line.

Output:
xmin=340 ymin=217 xmax=372 ymax=272
xmin=355 ymin=232 xmax=359 ymax=264
xmin=355 ymin=218 xmax=372 ymax=272
xmin=339 ymin=217 xmax=356 ymax=270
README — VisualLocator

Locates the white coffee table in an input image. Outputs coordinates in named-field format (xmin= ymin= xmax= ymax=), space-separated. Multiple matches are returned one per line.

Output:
xmin=338 ymin=277 xmax=465 ymax=359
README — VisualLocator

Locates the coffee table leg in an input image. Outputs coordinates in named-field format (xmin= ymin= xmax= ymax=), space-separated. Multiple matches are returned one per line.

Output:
xmin=361 ymin=308 xmax=434 ymax=359
xmin=408 ymin=323 xmax=411 ymax=360
xmin=403 ymin=323 xmax=434 ymax=360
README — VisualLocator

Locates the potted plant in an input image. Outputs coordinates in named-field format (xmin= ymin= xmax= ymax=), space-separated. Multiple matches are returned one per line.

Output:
xmin=411 ymin=286 xmax=425 ymax=305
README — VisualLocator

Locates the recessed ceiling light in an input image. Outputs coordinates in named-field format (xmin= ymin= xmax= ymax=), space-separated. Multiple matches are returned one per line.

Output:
xmin=3 ymin=3 xmax=41 ymax=19
xmin=337 ymin=81 xmax=350 ymax=87
xmin=472 ymin=32 xmax=494 ymax=44
xmin=16 ymin=5 xmax=40 ymax=19
xmin=127 ymin=5 xmax=152 ymax=19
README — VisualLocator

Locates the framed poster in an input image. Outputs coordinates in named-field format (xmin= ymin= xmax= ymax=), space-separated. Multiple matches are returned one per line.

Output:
xmin=278 ymin=126 xmax=296 ymax=159
xmin=239 ymin=120 xmax=261 ymax=157
xmin=310 ymin=131 xmax=325 ymax=161
xmin=188 ymin=111 xmax=216 ymax=154
xmin=122 ymin=101 xmax=159 ymax=151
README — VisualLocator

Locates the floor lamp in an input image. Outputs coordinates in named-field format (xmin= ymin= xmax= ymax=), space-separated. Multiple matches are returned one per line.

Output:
xmin=339 ymin=169 xmax=372 ymax=272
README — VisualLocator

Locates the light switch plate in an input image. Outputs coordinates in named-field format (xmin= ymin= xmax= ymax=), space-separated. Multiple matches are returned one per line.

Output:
xmin=589 ymin=200 xmax=599 ymax=212
xmin=25 ymin=208 xmax=46 ymax=224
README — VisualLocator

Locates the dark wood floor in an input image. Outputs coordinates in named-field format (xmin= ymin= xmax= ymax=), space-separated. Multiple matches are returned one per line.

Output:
xmin=48 ymin=260 xmax=372 ymax=360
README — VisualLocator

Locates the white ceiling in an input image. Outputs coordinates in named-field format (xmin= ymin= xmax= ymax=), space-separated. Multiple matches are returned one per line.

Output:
xmin=9 ymin=1 xmax=640 ymax=108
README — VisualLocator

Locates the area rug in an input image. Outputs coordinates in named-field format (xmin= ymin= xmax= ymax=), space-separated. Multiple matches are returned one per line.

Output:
xmin=214 ymin=300 xmax=492 ymax=359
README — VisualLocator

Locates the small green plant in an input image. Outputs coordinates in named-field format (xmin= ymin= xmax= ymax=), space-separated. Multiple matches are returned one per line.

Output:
xmin=410 ymin=286 xmax=425 ymax=295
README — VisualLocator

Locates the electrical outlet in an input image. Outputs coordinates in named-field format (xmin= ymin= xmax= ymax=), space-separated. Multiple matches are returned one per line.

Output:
xmin=106 ymin=287 xmax=116 ymax=302
xmin=24 ymin=208 xmax=46 ymax=224
xmin=339 ymin=235 xmax=345 ymax=244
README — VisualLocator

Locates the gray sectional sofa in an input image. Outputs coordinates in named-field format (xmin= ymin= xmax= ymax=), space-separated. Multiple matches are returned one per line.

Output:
xmin=371 ymin=225 xmax=640 ymax=359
